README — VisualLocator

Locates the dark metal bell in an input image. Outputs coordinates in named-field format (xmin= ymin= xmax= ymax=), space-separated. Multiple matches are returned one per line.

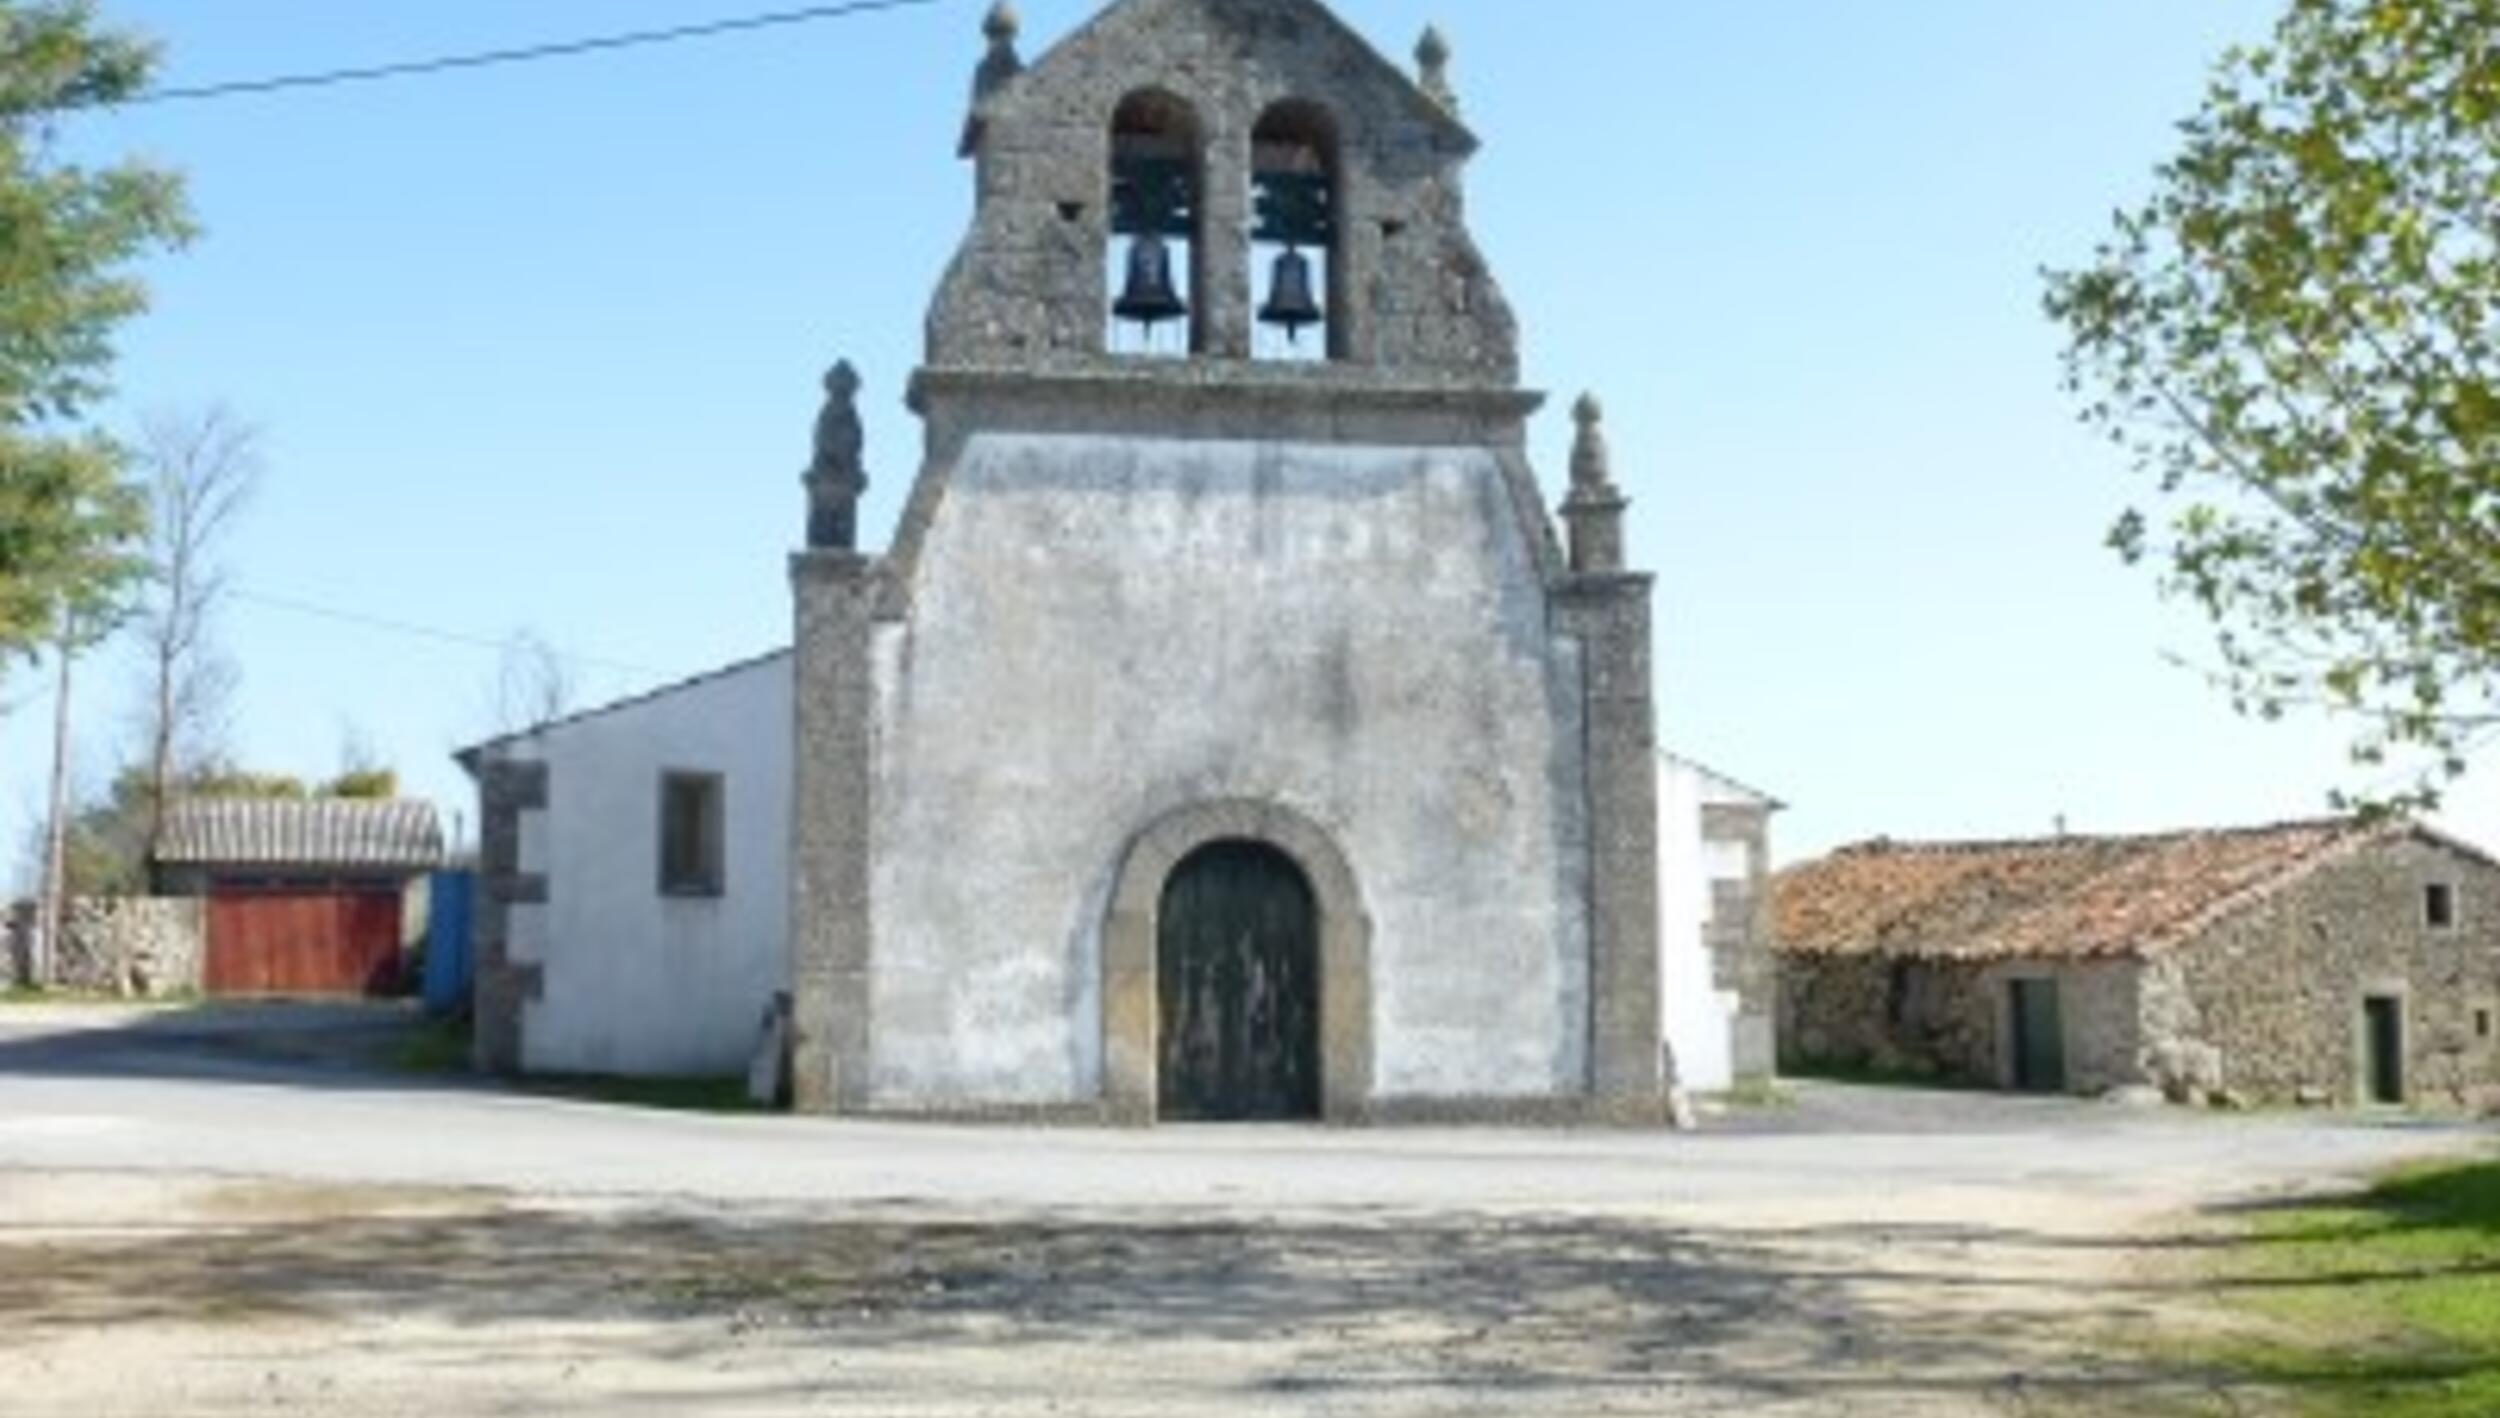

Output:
xmin=1113 ymin=234 xmax=1187 ymax=329
xmin=1258 ymin=246 xmax=1323 ymax=341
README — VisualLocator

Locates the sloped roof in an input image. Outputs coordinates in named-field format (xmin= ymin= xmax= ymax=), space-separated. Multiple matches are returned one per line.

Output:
xmin=1772 ymin=817 xmax=2473 ymax=963
xmin=453 ymin=647 xmax=792 ymax=770
xmin=1661 ymin=751 xmax=1786 ymax=811
xmin=156 ymin=797 xmax=446 ymax=872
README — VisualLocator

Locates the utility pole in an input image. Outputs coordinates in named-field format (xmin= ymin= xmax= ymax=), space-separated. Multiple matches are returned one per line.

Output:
xmin=36 ymin=626 xmax=76 ymax=991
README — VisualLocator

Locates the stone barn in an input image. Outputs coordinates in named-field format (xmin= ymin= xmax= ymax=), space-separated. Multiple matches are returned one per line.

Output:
xmin=464 ymin=0 xmax=1724 ymax=1125
xmin=1774 ymin=818 xmax=2500 ymax=1110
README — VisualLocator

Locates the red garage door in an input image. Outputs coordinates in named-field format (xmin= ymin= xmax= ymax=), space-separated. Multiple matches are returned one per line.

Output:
xmin=204 ymin=885 xmax=403 ymax=997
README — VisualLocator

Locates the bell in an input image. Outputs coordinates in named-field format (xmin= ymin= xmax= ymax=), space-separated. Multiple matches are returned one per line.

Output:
xmin=1258 ymin=246 xmax=1324 ymax=342
xmin=1113 ymin=234 xmax=1187 ymax=330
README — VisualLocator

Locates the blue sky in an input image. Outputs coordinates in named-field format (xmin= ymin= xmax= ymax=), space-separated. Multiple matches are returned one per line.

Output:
xmin=13 ymin=0 xmax=2484 ymax=876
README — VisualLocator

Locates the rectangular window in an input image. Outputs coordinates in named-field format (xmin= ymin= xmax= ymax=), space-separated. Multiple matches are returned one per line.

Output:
xmin=658 ymin=771 xmax=725 ymax=898
xmin=2425 ymin=882 xmax=2458 ymax=930
xmin=2478 ymin=1008 xmax=2493 ymax=1042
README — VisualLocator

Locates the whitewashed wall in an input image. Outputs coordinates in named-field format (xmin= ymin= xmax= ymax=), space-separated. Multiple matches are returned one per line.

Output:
xmin=504 ymin=653 xmax=793 ymax=1076
xmin=1658 ymin=756 xmax=1774 ymax=1093
xmin=869 ymin=433 xmax=1592 ymax=1110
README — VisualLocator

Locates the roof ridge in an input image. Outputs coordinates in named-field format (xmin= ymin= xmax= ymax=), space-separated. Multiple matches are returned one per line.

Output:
xmin=1830 ymin=814 xmax=2365 ymax=859
xmin=454 ymin=645 xmax=793 ymax=763
xmin=1776 ymin=813 xmax=2436 ymax=964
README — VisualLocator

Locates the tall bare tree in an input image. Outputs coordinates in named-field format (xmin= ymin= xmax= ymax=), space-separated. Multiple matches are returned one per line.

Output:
xmin=492 ymin=628 xmax=577 ymax=736
xmin=131 ymin=406 xmax=261 ymax=860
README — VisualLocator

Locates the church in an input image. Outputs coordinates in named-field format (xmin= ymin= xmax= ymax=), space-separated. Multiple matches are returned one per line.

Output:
xmin=459 ymin=0 xmax=1777 ymax=1123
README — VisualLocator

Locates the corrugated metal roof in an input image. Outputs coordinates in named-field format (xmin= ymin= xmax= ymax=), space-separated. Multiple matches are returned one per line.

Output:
xmin=155 ymin=798 xmax=446 ymax=871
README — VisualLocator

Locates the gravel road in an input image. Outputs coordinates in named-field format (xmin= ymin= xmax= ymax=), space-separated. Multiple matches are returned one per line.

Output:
xmin=0 ymin=1003 xmax=2486 ymax=1415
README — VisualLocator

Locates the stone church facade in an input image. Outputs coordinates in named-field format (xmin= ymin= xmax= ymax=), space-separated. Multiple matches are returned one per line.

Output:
xmin=467 ymin=0 xmax=1696 ymax=1124
xmin=795 ymin=0 xmax=1661 ymax=1124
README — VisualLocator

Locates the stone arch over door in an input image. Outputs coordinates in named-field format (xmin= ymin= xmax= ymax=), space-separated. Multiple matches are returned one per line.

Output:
xmin=1103 ymin=800 xmax=1372 ymax=1125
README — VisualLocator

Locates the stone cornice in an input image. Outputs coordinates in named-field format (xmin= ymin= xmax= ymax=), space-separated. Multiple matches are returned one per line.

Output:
xmin=909 ymin=364 xmax=1544 ymax=444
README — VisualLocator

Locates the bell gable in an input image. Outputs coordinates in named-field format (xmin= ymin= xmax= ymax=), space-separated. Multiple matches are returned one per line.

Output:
xmin=927 ymin=0 xmax=1517 ymax=381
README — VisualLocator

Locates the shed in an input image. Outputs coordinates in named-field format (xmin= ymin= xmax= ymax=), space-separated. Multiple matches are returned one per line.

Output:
xmin=1773 ymin=817 xmax=2500 ymax=1110
xmin=155 ymin=798 xmax=446 ymax=997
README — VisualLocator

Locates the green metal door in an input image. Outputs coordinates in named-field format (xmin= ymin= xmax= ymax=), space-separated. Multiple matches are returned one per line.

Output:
xmin=2365 ymin=996 xmax=2405 ymax=1105
xmin=2010 ymin=978 xmax=2067 ymax=1093
xmin=1157 ymin=841 xmax=1320 ymax=1122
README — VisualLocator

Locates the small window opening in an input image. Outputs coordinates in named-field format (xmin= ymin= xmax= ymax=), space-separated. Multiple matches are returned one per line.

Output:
xmin=659 ymin=771 xmax=725 ymax=898
xmin=2426 ymin=882 xmax=2457 ymax=930
xmin=1252 ymin=103 xmax=1339 ymax=363
xmin=1108 ymin=91 xmax=1200 ymax=358
xmin=2477 ymin=1008 xmax=2493 ymax=1041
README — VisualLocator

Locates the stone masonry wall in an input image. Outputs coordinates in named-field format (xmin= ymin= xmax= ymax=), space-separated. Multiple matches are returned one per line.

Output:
xmin=1703 ymin=803 xmax=1779 ymax=1083
xmin=1779 ymin=952 xmax=2142 ymax=1095
xmin=2149 ymin=835 xmax=2500 ymax=1111
xmin=6 ymin=896 xmax=205 ymax=997
xmin=936 ymin=0 xmax=1515 ymax=378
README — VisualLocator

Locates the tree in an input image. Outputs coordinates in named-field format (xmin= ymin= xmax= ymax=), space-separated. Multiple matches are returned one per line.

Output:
xmin=491 ymin=629 xmax=576 ymax=735
xmin=325 ymin=721 xmax=396 ymax=800
xmin=131 ymin=405 xmax=259 ymax=856
xmin=2047 ymin=0 xmax=2500 ymax=805
xmin=0 ymin=2 xmax=193 ymax=685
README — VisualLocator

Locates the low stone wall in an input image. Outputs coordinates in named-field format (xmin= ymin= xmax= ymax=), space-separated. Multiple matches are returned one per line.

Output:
xmin=6 ymin=897 xmax=205 ymax=997
xmin=1779 ymin=953 xmax=2144 ymax=1096
xmin=1781 ymin=955 xmax=1994 ymax=1083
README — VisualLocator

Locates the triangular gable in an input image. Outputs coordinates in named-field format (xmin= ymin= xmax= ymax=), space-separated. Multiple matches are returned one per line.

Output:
xmin=979 ymin=0 xmax=1476 ymax=153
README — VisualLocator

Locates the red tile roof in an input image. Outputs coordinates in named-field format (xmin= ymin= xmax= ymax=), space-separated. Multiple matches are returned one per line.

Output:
xmin=1772 ymin=817 xmax=2441 ymax=962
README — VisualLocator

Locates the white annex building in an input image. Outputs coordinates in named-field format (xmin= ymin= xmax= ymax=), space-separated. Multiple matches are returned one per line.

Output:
xmin=460 ymin=0 xmax=1781 ymax=1119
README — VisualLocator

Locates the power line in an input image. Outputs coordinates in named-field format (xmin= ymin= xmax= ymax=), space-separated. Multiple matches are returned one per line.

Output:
xmin=230 ymin=588 xmax=680 ymax=679
xmin=82 ymin=0 xmax=944 ymax=110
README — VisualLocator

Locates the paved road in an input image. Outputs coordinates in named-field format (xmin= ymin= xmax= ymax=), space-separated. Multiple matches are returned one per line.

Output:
xmin=0 ymin=1002 xmax=2482 ymax=1217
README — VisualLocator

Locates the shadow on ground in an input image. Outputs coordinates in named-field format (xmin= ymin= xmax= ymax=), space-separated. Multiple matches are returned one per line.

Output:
xmin=0 ymin=1000 xmax=522 ymax=1107
xmin=0 ymin=1183 xmax=2238 ymax=1412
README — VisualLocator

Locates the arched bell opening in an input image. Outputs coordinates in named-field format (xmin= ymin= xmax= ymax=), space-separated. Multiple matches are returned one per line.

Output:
xmin=1107 ymin=89 xmax=1204 ymax=359
xmin=1251 ymin=101 xmax=1341 ymax=364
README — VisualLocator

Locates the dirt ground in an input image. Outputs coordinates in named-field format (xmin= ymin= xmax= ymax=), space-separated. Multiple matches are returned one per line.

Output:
xmin=0 ymin=1167 xmax=2257 ymax=1417
xmin=4 ymin=1010 xmax=2483 ymax=1415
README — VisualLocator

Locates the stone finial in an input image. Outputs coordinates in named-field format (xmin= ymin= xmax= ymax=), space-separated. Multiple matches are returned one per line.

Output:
xmin=975 ymin=1 xmax=1024 ymax=100
xmin=1416 ymin=25 xmax=1458 ymax=112
xmin=1561 ymin=393 xmax=1629 ymax=574
xmin=1570 ymin=394 xmax=1614 ymax=493
xmin=804 ymin=360 xmax=868 ymax=552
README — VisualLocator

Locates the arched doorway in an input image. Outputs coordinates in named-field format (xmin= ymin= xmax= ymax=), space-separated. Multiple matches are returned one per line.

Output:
xmin=1102 ymin=800 xmax=1371 ymax=1125
xmin=1157 ymin=842 xmax=1320 ymax=1121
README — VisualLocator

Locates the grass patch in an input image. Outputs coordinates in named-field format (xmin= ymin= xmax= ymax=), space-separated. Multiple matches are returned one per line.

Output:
xmin=384 ymin=1015 xmax=474 ymax=1075
xmin=371 ymin=1015 xmax=757 ymax=1114
xmin=524 ymin=1074 xmax=760 ymax=1114
xmin=1778 ymin=1057 xmax=1988 ymax=1091
xmin=1708 ymin=1077 xmax=1797 ymax=1110
xmin=0 ymin=985 xmax=197 ymax=1007
xmin=2191 ymin=1157 xmax=2500 ymax=1417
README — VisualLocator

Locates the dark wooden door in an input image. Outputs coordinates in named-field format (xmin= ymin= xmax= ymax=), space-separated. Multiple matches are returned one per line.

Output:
xmin=2365 ymin=996 xmax=2405 ymax=1105
xmin=1157 ymin=842 xmax=1320 ymax=1122
xmin=205 ymin=885 xmax=403 ymax=997
xmin=2009 ymin=978 xmax=2066 ymax=1093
